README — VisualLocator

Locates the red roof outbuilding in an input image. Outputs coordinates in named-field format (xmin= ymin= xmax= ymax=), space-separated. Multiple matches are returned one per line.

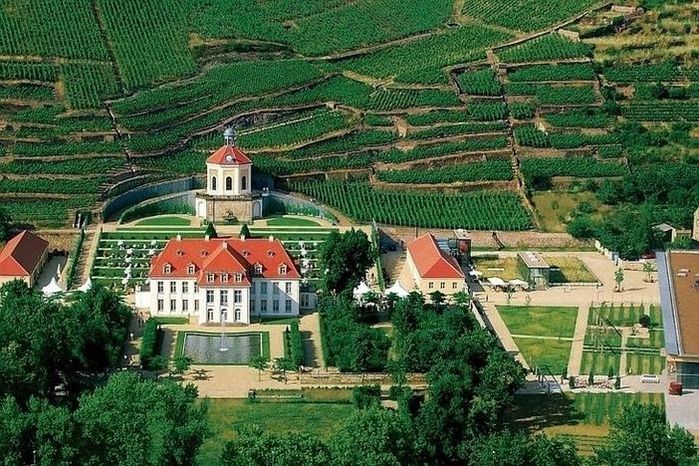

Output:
xmin=206 ymin=145 xmax=252 ymax=166
xmin=406 ymin=234 xmax=464 ymax=280
xmin=0 ymin=230 xmax=49 ymax=277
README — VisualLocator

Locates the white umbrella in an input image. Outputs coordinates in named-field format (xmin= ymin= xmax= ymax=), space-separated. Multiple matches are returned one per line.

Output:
xmin=78 ymin=278 xmax=92 ymax=293
xmin=118 ymin=240 xmax=124 ymax=247
xmin=508 ymin=279 xmax=529 ymax=288
xmin=121 ymin=278 xmax=129 ymax=285
xmin=42 ymin=277 xmax=64 ymax=296
xmin=385 ymin=282 xmax=409 ymax=298
xmin=150 ymin=240 xmax=157 ymax=246
xmin=487 ymin=277 xmax=506 ymax=287
xmin=353 ymin=281 xmax=371 ymax=301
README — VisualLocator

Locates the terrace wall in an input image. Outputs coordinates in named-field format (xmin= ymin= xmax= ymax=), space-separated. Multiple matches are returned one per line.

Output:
xmin=101 ymin=177 xmax=202 ymax=221
xmin=267 ymin=192 xmax=337 ymax=223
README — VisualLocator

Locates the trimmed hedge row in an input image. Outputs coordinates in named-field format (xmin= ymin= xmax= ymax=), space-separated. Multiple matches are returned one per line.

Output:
xmin=140 ymin=319 xmax=163 ymax=369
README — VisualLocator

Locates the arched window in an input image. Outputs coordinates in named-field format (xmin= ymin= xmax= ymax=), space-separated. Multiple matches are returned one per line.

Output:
xmin=211 ymin=176 xmax=217 ymax=191
xmin=241 ymin=175 xmax=247 ymax=191
xmin=225 ymin=176 xmax=232 ymax=191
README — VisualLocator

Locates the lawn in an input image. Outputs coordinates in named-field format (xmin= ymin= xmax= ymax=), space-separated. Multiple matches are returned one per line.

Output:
xmin=134 ymin=215 xmax=192 ymax=226
xmin=580 ymin=350 xmax=621 ymax=376
xmin=198 ymin=398 xmax=355 ymax=465
xmin=508 ymin=392 xmax=664 ymax=456
xmin=545 ymin=256 xmax=598 ymax=283
xmin=266 ymin=216 xmax=321 ymax=227
xmin=473 ymin=255 xmax=522 ymax=281
xmin=588 ymin=303 xmax=662 ymax=328
xmin=259 ymin=316 xmax=300 ymax=326
xmin=497 ymin=305 xmax=579 ymax=338
xmin=514 ymin=337 xmax=572 ymax=374
xmin=625 ymin=351 xmax=665 ymax=375
xmin=532 ymin=191 xmax=612 ymax=233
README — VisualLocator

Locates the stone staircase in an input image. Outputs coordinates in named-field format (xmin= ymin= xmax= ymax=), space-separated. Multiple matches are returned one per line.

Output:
xmin=72 ymin=231 xmax=96 ymax=289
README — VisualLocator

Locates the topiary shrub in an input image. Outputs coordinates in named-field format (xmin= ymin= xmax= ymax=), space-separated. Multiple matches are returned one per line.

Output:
xmin=639 ymin=314 xmax=651 ymax=328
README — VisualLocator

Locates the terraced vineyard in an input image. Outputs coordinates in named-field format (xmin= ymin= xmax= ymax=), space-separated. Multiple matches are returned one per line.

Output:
xmin=0 ymin=0 xmax=696 ymax=248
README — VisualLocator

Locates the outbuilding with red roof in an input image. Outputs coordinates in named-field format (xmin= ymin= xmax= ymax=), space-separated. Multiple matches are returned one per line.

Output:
xmin=399 ymin=233 xmax=466 ymax=297
xmin=0 ymin=230 xmax=49 ymax=288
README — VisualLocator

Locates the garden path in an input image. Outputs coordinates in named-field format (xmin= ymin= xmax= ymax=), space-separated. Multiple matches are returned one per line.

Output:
xmin=299 ymin=312 xmax=324 ymax=369
xmin=567 ymin=305 xmax=589 ymax=376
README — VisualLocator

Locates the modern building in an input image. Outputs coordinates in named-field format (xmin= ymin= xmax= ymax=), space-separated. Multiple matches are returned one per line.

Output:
xmin=517 ymin=252 xmax=550 ymax=289
xmin=401 ymin=233 xmax=466 ymax=297
xmin=195 ymin=128 xmax=265 ymax=223
xmin=657 ymin=250 xmax=699 ymax=389
xmin=693 ymin=206 xmax=699 ymax=242
xmin=0 ymin=230 xmax=49 ymax=288
xmin=146 ymin=235 xmax=301 ymax=325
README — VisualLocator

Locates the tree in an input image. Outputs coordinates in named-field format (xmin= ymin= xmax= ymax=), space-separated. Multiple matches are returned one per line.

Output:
xmin=608 ymin=366 xmax=614 ymax=379
xmin=643 ymin=261 xmax=655 ymax=282
xmin=329 ymin=407 xmax=415 ymax=466
xmin=249 ymin=355 xmax=269 ymax=381
xmin=240 ymin=224 xmax=251 ymax=239
xmin=639 ymin=314 xmax=652 ymax=328
xmin=594 ymin=404 xmax=697 ymax=466
xmin=221 ymin=427 xmax=331 ymax=466
xmin=588 ymin=370 xmax=595 ymax=386
xmin=614 ymin=268 xmax=624 ymax=292
xmin=171 ymin=356 xmax=193 ymax=378
xmin=614 ymin=376 xmax=621 ymax=390
xmin=76 ymin=372 xmax=209 ymax=466
xmin=318 ymin=229 xmax=372 ymax=295
xmin=205 ymin=222 xmax=217 ymax=238
xmin=465 ymin=431 xmax=581 ymax=466
xmin=274 ymin=357 xmax=294 ymax=384
xmin=0 ymin=208 xmax=10 ymax=242
xmin=428 ymin=290 xmax=446 ymax=311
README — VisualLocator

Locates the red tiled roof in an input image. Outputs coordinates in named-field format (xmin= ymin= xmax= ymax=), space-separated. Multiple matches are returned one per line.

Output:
xmin=206 ymin=144 xmax=252 ymax=165
xmin=406 ymin=234 xmax=464 ymax=280
xmin=149 ymin=237 xmax=300 ymax=285
xmin=0 ymin=230 xmax=49 ymax=277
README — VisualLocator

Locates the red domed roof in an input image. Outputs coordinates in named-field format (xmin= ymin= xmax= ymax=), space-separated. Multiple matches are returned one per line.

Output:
xmin=206 ymin=144 xmax=252 ymax=165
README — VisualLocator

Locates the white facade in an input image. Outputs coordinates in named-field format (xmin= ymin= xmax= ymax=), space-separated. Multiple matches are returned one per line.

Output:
xmin=147 ymin=277 xmax=300 ymax=324
xmin=206 ymin=162 xmax=251 ymax=197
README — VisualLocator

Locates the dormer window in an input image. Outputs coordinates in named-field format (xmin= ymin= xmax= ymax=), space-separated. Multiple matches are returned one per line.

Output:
xmin=222 ymin=273 xmax=229 ymax=283
xmin=235 ymin=273 xmax=242 ymax=282
xmin=163 ymin=264 xmax=171 ymax=274
xmin=267 ymin=250 xmax=274 ymax=257
xmin=254 ymin=264 xmax=263 ymax=274
xmin=279 ymin=264 xmax=287 ymax=275
xmin=207 ymin=273 xmax=215 ymax=283
xmin=187 ymin=264 xmax=195 ymax=274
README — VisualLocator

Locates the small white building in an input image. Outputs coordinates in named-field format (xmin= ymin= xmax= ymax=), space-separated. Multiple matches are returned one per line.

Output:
xmin=146 ymin=235 xmax=301 ymax=325
xmin=195 ymin=128 xmax=265 ymax=223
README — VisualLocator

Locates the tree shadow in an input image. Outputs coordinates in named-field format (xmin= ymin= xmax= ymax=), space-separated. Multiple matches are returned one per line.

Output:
xmin=301 ymin=330 xmax=317 ymax=367
xmin=503 ymin=394 xmax=585 ymax=432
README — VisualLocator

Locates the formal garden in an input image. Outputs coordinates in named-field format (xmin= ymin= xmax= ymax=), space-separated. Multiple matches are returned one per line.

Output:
xmin=497 ymin=305 xmax=579 ymax=374
xmin=473 ymin=254 xmax=599 ymax=285
xmin=582 ymin=303 xmax=665 ymax=376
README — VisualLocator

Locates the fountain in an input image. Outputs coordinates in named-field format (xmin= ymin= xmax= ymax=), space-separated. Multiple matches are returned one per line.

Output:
xmin=219 ymin=311 xmax=229 ymax=352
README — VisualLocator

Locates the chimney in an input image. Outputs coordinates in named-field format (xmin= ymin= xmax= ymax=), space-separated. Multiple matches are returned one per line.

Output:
xmin=221 ymin=241 xmax=227 ymax=250
xmin=205 ymin=234 xmax=210 ymax=241
xmin=240 ymin=234 xmax=246 ymax=241
xmin=268 ymin=235 xmax=274 ymax=242
xmin=177 ymin=234 xmax=182 ymax=241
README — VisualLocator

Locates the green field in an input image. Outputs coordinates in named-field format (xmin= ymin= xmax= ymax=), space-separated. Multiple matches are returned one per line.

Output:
xmin=199 ymin=398 xmax=354 ymax=465
xmin=514 ymin=337 xmax=572 ymax=374
xmin=134 ymin=215 xmax=192 ymax=226
xmin=265 ymin=216 xmax=321 ymax=227
xmin=497 ymin=305 xmax=579 ymax=338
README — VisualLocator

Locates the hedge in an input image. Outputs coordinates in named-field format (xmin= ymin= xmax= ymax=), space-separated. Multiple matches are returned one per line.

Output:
xmin=288 ymin=320 xmax=305 ymax=368
xmin=140 ymin=319 xmax=163 ymax=369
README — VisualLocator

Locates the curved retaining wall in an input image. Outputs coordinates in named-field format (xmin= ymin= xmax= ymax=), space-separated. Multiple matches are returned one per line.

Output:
xmin=119 ymin=192 xmax=196 ymax=224
xmin=267 ymin=192 xmax=337 ymax=223
xmin=102 ymin=177 xmax=202 ymax=221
